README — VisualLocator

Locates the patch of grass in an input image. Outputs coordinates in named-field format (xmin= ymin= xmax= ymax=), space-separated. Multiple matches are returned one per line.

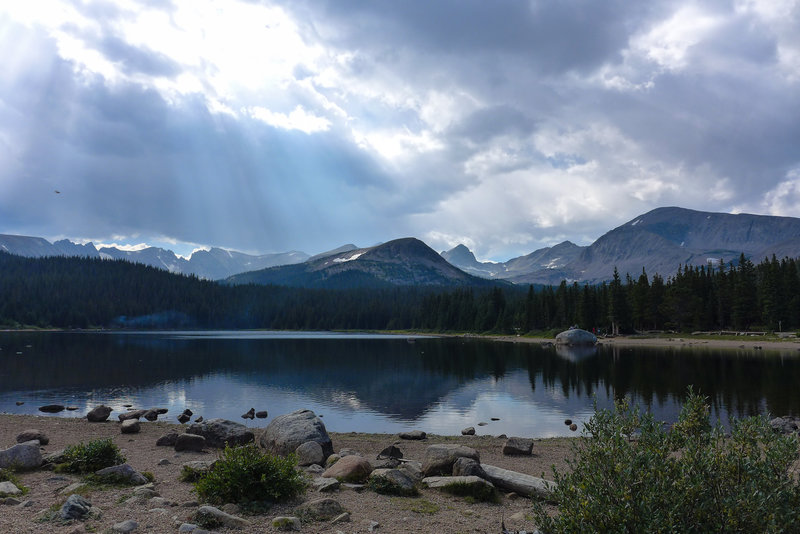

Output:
xmin=194 ymin=444 xmax=306 ymax=505
xmin=55 ymin=438 xmax=125 ymax=474
xmin=391 ymin=497 xmax=440 ymax=514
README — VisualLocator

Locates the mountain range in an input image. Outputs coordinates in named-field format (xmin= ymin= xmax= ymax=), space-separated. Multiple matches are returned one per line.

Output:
xmin=4 ymin=206 xmax=800 ymax=287
xmin=0 ymin=235 xmax=308 ymax=280
xmin=443 ymin=207 xmax=800 ymax=284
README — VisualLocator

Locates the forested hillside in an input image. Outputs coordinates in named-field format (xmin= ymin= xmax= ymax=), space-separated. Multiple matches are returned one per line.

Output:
xmin=1 ymin=251 xmax=798 ymax=334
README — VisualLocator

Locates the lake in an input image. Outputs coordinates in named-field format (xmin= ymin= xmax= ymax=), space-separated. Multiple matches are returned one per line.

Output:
xmin=1 ymin=331 xmax=799 ymax=437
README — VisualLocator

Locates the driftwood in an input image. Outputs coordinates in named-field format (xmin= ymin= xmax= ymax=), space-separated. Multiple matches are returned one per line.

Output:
xmin=481 ymin=464 xmax=556 ymax=499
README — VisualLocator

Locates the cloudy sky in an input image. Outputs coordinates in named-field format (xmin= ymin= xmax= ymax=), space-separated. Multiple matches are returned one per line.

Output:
xmin=0 ymin=1 xmax=798 ymax=261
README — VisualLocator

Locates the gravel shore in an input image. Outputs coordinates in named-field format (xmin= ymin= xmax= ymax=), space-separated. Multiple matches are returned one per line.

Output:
xmin=0 ymin=414 xmax=572 ymax=533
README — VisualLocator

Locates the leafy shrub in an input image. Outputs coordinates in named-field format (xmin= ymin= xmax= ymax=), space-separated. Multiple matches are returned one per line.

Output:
xmin=533 ymin=389 xmax=800 ymax=533
xmin=55 ymin=438 xmax=125 ymax=474
xmin=194 ymin=444 xmax=306 ymax=505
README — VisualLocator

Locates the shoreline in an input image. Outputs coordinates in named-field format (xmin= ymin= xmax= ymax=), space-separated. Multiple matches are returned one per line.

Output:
xmin=450 ymin=333 xmax=800 ymax=351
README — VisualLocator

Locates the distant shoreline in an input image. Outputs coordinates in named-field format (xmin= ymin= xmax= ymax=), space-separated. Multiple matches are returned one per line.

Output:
xmin=3 ymin=327 xmax=800 ymax=352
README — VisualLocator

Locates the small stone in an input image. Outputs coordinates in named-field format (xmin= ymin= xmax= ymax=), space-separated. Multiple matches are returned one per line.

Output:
xmin=65 ymin=406 xmax=78 ymax=411
xmin=461 ymin=427 xmax=475 ymax=436
xmin=195 ymin=505 xmax=250 ymax=529
xmin=177 ymin=524 xmax=198 ymax=533
xmin=121 ymin=419 xmax=141 ymax=434
xmin=194 ymin=416 xmax=204 ymax=423
xmin=313 ymin=477 xmax=341 ymax=492
xmin=570 ymin=423 xmax=578 ymax=431
xmin=398 ymin=430 xmax=426 ymax=440
xmin=376 ymin=445 xmax=402 ymax=460
xmin=177 ymin=414 xmax=191 ymax=424
xmin=95 ymin=463 xmax=148 ymax=485
xmin=272 ymin=516 xmax=301 ymax=531
xmin=564 ymin=419 xmax=573 ymax=425
xmin=491 ymin=417 xmax=500 ymax=421
xmin=255 ymin=410 xmax=268 ymax=418
xmin=15 ymin=401 xmax=23 ymax=406
xmin=157 ymin=458 xmax=170 ymax=466
xmin=0 ymin=481 xmax=22 ymax=496
xmin=112 ymin=519 xmax=139 ymax=533
xmin=16 ymin=429 xmax=49 ymax=445
xmin=60 ymin=494 xmax=94 ymax=520
xmin=2 ymin=497 xmax=22 ymax=505
xmin=477 ymin=422 xmax=488 ymax=426
xmin=503 ymin=437 xmax=534 ymax=456
xmin=241 ymin=408 xmax=255 ymax=420
xmin=295 ymin=498 xmax=345 ymax=521
xmin=39 ymin=404 xmax=65 ymax=413
xmin=367 ymin=520 xmax=380 ymax=531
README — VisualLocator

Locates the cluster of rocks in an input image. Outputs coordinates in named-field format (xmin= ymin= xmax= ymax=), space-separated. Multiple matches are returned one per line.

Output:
xmin=2 ymin=406 xmax=557 ymax=532
xmin=770 ymin=415 xmax=800 ymax=435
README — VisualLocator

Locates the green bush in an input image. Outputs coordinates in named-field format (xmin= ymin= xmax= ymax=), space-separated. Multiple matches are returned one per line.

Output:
xmin=55 ymin=438 xmax=126 ymax=474
xmin=194 ymin=444 xmax=306 ymax=505
xmin=533 ymin=389 xmax=800 ymax=533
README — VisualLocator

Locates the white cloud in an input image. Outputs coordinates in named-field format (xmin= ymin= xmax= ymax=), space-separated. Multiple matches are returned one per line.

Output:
xmin=631 ymin=6 xmax=721 ymax=72
xmin=247 ymin=105 xmax=331 ymax=133
xmin=761 ymin=168 xmax=800 ymax=215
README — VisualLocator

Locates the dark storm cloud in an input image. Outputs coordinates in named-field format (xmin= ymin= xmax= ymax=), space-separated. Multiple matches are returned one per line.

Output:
xmin=448 ymin=105 xmax=536 ymax=144
xmin=282 ymin=0 xmax=653 ymax=75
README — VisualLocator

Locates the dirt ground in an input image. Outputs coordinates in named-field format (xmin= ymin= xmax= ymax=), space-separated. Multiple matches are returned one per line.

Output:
xmin=0 ymin=414 xmax=573 ymax=533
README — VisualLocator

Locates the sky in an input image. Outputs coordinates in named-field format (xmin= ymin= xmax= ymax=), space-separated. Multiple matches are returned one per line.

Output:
xmin=0 ymin=0 xmax=798 ymax=261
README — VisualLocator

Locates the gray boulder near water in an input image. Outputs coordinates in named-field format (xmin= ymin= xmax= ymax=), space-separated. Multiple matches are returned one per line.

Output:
xmin=87 ymin=405 xmax=113 ymax=422
xmin=555 ymin=328 xmax=597 ymax=346
xmin=259 ymin=409 xmax=333 ymax=458
xmin=186 ymin=418 xmax=254 ymax=448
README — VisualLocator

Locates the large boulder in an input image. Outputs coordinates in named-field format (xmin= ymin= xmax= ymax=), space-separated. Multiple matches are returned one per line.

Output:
xmin=321 ymin=454 xmax=373 ymax=483
xmin=259 ymin=409 xmax=333 ymax=458
xmin=422 ymin=444 xmax=480 ymax=477
xmin=0 ymin=441 xmax=42 ymax=470
xmin=120 ymin=419 xmax=141 ymax=434
xmin=87 ymin=405 xmax=113 ymax=422
xmin=185 ymin=418 xmax=254 ymax=448
xmin=555 ymin=328 xmax=597 ymax=346
xmin=175 ymin=433 xmax=206 ymax=452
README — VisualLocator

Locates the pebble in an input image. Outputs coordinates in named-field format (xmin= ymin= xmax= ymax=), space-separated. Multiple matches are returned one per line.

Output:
xmin=112 ymin=519 xmax=139 ymax=533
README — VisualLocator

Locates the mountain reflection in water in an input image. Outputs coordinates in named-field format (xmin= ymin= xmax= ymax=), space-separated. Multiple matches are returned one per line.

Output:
xmin=1 ymin=331 xmax=798 ymax=437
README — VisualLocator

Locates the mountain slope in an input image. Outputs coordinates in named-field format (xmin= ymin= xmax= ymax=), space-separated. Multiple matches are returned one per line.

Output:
xmin=442 ymin=241 xmax=583 ymax=281
xmin=227 ymin=238 xmax=499 ymax=288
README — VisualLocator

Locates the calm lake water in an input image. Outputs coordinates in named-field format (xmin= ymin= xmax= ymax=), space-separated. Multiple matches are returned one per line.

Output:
xmin=1 ymin=331 xmax=799 ymax=437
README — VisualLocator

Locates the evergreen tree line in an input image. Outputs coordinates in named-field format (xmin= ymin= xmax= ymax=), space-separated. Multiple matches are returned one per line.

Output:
xmin=1 ymin=251 xmax=798 ymax=333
